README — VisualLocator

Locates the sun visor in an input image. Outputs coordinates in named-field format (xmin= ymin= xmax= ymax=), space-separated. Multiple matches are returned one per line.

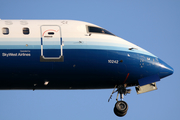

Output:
xmin=138 ymin=75 xmax=160 ymax=86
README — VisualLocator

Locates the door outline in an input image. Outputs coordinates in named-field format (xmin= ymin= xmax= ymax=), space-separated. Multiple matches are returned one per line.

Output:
xmin=40 ymin=25 xmax=64 ymax=62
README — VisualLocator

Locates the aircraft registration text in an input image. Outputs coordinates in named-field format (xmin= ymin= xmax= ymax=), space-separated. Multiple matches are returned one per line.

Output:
xmin=108 ymin=60 xmax=119 ymax=64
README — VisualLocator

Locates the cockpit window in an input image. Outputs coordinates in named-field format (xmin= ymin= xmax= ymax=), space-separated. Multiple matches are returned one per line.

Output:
xmin=88 ymin=26 xmax=115 ymax=36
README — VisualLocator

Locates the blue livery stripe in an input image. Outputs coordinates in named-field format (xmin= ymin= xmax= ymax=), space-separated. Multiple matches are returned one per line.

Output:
xmin=0 ymin=45 xmax=156 ymax=57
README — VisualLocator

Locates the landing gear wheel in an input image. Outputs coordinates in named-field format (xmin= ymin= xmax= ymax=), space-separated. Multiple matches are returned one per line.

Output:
xmin=114 ymin=107 xmax=127 ymax=117
xmin=114 ymin=101 xmax=128 ymax=117
xmin=108 ymin=85 xmax=131 ymax=117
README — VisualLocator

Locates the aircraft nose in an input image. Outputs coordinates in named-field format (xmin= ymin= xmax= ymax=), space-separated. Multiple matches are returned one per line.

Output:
xmin=158 ymin=59 xmax=174 ymax=78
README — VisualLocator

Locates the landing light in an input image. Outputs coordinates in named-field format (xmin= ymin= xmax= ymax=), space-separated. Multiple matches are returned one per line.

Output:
xmin=44 ymin=81 xmax=49 ymax=85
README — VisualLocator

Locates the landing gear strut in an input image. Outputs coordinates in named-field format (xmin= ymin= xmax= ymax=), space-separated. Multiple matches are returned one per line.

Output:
xmin=108 ymin=85 xmax=131 ymax=117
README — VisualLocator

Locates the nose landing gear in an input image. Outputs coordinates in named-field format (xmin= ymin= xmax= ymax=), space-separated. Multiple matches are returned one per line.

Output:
xmin=108 ymin=85 xmax=131 ymax=117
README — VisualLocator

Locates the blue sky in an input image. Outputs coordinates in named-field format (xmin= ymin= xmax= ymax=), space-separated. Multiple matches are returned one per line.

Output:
xmin=0 ymin=0 xmax=179 ymax=120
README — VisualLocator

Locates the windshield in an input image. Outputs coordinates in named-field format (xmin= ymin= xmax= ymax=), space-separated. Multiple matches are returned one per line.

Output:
xmin=88 ymin=26 xmax=115 ymax=36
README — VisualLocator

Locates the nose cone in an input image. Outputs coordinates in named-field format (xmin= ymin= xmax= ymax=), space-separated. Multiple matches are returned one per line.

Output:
xmin=158 ymin=59 xmax=174 ymax=78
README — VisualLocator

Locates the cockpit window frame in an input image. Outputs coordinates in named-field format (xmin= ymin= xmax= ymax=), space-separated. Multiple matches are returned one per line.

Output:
xmin=86 ymin=25 xmax=115 ymax=36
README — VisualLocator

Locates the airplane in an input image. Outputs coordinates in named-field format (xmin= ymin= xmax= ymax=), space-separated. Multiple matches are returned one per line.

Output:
xmin=0 ymin=20 xmax=173 ymax=117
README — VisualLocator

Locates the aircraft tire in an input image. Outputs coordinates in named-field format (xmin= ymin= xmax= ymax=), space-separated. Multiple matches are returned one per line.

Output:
xmin=114 ymin=107 xmax=127 ymax=117
xmin=114 ymin=101 xmax=128 ymax=117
